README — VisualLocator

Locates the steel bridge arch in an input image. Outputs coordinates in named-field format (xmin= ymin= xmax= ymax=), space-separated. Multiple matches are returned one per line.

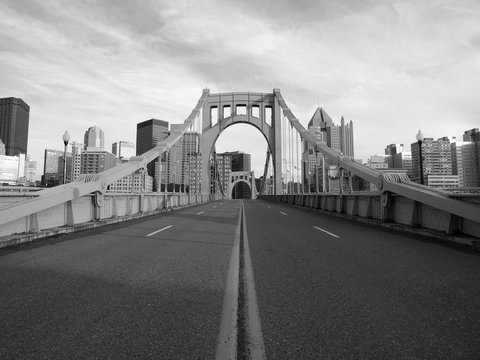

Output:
xmin=199 ymin=91 xmax=283 ymax=194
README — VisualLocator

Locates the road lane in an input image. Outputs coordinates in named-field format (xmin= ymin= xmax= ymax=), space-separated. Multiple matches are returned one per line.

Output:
xmin=0 ymin=201 xmax=241 ymax=359
xmin=246 ymin=199 xmax=480 ymax=359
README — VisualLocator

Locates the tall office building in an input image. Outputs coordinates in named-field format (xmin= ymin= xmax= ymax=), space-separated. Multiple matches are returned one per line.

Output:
xmin=80 ymin=125 xmax=116 ymax=176
xmin=84 ymin=125 xmax=105 ymax=151
xmin=0 ymin=97 xmax=30 ymax=156
xmin=385 ymin=144 xmax=405 ymax=156
xmin=136 ymin=119 xmax=169 ymax=181
xmin=24 ymin=155 xmax=37 ymax=184
xmin=302 ymin=107 xmax=354 ymax=192
xmin=224 ymin=151 xmax=251 ymax=172
xmin=308 ymin=107 xmax=354 ymax=158
xmin=42 ymin=149 xmax=65 ymax=186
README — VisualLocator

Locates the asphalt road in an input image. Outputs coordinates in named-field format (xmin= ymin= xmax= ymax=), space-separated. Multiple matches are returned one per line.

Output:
xmin=0 ymin=201 xmax=240 ymax=359
xmin=1 ymin=199 xmax=480 ymax=359
xmin=246 ymin=199 xmax=480 ymax=359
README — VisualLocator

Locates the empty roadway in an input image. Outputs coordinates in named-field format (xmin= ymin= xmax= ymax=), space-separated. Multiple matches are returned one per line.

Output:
xmin=1 ymin=199 xmax=479 ymax=359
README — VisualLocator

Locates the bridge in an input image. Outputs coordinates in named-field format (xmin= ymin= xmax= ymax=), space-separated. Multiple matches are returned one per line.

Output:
xmin=1 ymin=89 xmax=480 ymax=358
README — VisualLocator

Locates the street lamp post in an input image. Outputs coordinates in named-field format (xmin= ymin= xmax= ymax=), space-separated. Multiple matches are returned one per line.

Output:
xmin=62 ymin=130 xmax=70 ymax=184
xmin=416 ymin=129 xmax=424 ymax=185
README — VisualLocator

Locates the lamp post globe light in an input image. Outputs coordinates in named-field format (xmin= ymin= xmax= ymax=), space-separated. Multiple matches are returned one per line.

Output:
xmin=416 ymin=129 xmax=424 ymax=185
xmin=62 ymin=130 xmax=70 ymax=184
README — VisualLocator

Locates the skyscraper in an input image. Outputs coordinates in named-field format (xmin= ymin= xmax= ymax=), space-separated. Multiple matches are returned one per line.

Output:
xmin=136 ymin=119 xmax=169 ymax=180
xmin=0 ymin=97 xmax=30 ymax=156
xmin=84 ymin=125 xmax=105 ymax=151
xmin=307 ymin=107 xmax=354 ymax=158
xmin=303 ymin=107 xmax=355 ymax=192
xmin=224 ymin=151 xmax=251 ymax=172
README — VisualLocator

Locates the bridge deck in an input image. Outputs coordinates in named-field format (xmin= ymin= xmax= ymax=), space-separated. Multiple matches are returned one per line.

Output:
xmin=1 ymin=200 xmax=479 ymax=358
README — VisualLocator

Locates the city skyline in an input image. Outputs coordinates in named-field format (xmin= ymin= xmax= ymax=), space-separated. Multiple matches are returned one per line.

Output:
xmin=1 ymin=1 xmax=479 ymax=176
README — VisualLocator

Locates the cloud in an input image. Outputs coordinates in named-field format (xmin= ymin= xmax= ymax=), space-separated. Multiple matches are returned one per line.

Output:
xmin=1 ymin=0 xmax=479 ymax=178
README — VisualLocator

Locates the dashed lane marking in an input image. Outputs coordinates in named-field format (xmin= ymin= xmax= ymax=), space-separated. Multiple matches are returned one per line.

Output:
xmin=280 ymin=211 xmax=287 ymax=216
xmin=197 ymin=211 xmax=205 ymax=215
xmin=313 ymin=226 xmax=340 ymax=238
xmin=146 ymin=225 xmax=173 ymax=237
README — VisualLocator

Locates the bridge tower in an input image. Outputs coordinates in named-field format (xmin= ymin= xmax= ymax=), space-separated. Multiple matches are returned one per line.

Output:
xmin=199 ymin=89 xmax=283 ymax=195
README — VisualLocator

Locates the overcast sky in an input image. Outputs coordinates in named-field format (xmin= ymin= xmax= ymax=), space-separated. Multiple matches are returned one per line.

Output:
xmin=1 ymin=0 xmax=479 ymax=177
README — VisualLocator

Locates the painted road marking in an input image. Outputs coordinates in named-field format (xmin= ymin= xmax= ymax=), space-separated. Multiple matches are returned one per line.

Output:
xmin=267 ymin=206 xmax=271 ymax=209
xmin=313 ymin=226 xmax=340 ymax=238
xmin=197 ymin=211 xmax=205 ymax=215
xmin=213 ymin=206 xmax=217 ymax=208
xmin=216 ymin=201 xmax=266 ymax=359
xmin=280 ymin=211 xmax=287 ymax=216
xmin=146 ymin=225 xmax=173 ymax=237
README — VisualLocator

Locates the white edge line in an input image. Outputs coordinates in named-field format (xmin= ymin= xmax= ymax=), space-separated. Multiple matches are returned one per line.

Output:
xmin=145 ymin=225 xmax=173 ymax=237
xmin=313 ymin=226 xmax=340 ymax=238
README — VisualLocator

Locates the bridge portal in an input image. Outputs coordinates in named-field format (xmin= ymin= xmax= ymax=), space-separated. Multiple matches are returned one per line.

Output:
xmin=199 ymin=91 xmax=283 ymax=195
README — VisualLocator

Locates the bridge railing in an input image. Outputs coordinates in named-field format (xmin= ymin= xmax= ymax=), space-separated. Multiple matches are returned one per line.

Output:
xmin=0 ymin=192 xmax=221 ymax=239
xmin=0 ymin=89 xmax=212 ymax=238
xmin=260 ymin=192 xmax=480 ymax=240
xmin=273 ymin=89 xmax=480 ymax=231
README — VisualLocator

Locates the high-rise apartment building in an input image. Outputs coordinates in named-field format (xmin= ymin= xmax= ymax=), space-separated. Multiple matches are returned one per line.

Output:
xmin=80 ymin=151 xmax=116 ymax=174
xmin=411 ymin=137 xmax=453 ymax=185
xmin=463 ymin=128 xmax=480 ymax=142
xmin=0 ymin=97 xmax=30 ymax=156
xmin=136 ymin=119 xmax=169 ymax=182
